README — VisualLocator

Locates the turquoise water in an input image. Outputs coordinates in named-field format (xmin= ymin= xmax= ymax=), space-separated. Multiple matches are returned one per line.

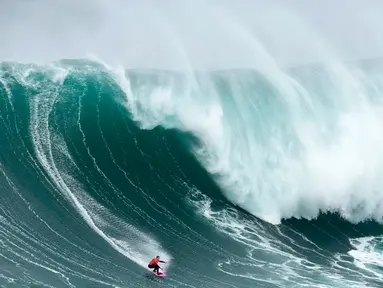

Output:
xmin=1 ymin=59 xmax=383 ymax=287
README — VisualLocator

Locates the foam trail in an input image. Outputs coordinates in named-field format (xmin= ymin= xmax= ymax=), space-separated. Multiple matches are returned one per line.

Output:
xmin=348 ymin=237 xmax=383 ymax=279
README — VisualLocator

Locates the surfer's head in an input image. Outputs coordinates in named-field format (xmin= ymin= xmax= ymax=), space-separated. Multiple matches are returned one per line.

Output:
xmin=156 ymin=256 xmax=159 ymax=259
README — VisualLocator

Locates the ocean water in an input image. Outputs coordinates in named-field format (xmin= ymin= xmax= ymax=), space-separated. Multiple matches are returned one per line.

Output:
xmin=2 ymin=1 xmax=383 ymax=287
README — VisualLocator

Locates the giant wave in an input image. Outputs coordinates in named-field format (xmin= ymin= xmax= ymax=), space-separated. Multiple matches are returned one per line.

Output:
xmin=1 ymin=0 xmax=383 ymax=287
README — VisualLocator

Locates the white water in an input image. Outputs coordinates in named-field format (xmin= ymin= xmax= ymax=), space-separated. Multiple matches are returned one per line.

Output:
xmin=186 ymin=189 xmax=373 ymax=288
xmin=348 ymin=237 xmax=383 ymax=279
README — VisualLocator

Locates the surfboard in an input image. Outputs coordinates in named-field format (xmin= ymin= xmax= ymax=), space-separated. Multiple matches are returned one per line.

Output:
xmin=153 ymin=272 xmax=167 ymax=277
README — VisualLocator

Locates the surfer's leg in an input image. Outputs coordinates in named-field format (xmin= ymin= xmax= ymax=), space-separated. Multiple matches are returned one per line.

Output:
xmin=155 ymin=265 xmax=160 ymax=274
xmin=148 ymin=264 xmax=156 ymax=272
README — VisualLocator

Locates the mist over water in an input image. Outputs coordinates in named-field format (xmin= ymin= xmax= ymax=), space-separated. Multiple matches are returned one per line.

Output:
xmin=2 ymin=0 xmax=383 ymax=68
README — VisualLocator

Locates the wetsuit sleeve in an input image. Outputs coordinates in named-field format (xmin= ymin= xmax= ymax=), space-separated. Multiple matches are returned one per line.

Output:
xmin=159 ymin=260 xmax=166 ymax=263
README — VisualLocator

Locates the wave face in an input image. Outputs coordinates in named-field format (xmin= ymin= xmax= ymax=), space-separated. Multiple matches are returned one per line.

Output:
xmin=2 ymin=1 xmax=383 ymax=287
xmin=0 ymin=59 xmax=383 ymax=288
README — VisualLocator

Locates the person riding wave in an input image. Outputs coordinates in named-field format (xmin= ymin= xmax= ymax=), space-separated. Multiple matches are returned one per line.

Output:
xmin=148 ymin=256 xmax=166 ymax=275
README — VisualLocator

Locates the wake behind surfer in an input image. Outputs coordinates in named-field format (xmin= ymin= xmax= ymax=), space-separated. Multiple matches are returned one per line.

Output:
xmin=148 ymin=256 xmax=166 ymax=275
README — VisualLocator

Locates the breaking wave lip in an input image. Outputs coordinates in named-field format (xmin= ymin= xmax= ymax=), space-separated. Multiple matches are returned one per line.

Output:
xmin=113 ymin=60 xmax=383 ymax=225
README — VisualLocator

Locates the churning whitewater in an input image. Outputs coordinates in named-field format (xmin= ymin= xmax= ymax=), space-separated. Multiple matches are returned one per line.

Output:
xmin=1 ymin=0 xmax=383 ymax=287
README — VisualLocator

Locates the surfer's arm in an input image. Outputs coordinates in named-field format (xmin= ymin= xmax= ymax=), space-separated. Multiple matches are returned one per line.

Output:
xmin=159 ymin=260 xmax=166 ymax=263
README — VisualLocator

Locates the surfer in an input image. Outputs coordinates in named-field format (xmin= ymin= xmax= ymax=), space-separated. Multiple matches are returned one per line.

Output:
xmin=148 ymin=256 xmax=166 ymax=275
